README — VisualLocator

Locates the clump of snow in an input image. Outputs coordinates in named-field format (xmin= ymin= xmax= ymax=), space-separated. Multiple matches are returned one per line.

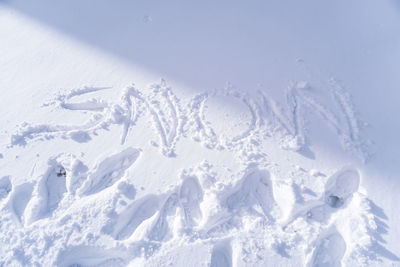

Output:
xmin=309 ymin=169 xmax=325 ymax=177
xmin=280 ymin=135 xmax=304 ymax=152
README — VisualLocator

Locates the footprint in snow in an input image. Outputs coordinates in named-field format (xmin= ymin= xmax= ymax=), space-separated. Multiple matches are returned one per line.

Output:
xmin=102 ymin=174 xmax=204 ymax=242
xmin=307 ymin=230 xmax=346 ymax=267
xmin=147 ymin=192 xmax=179 ymax=242
xmin=0 ymin=176 xmax=12 ymax=199
xmin=78 ymin=147 xmax=140 ymax=196
xmin=210 ymin=241 xmax=232 ymax=267
xmin=306 ymin=167 xmax=360 ymax=222
xmin=6 ymin=182 xmax=34 ymax=225
xmin=180 ymin=175 xmax=204 ymax=229
xmin=284 ymin=167 xmax=360 ymax=225
xmin=102 ymin=195 xmax=160 ymax=241
xmin=56 ymin=245 xmax=127 ymax=267
xmin=201 ymin=167 xmax=276 ymax=234
xmin=323 ymin=167 xmax=360 ymax=208
xmin=225 ymin=168 xmax=276 ymax=218
xmin=24 ymin=160 xmax=67 ymax=224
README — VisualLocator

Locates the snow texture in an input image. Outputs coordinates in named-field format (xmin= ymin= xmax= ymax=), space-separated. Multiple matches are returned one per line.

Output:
xmin=0 ymin=1 xmax=399 ymax=266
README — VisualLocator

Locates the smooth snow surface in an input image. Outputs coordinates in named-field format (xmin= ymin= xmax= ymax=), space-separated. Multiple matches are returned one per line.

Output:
xmin=1 ymin=0 xmax=400 ymax=266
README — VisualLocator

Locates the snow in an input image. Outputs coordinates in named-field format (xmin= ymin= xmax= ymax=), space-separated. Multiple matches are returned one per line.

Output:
xmin=1 ymin=0 xmax=400 ymax=266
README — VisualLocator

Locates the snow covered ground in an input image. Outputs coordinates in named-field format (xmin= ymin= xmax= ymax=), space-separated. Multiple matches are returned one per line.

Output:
xmin=1 ymin=0 xmax=400 ymax=266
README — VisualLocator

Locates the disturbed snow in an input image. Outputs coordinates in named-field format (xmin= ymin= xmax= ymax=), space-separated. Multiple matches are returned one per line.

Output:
xmin=0 ymin=79 xmax=393 ymax=266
